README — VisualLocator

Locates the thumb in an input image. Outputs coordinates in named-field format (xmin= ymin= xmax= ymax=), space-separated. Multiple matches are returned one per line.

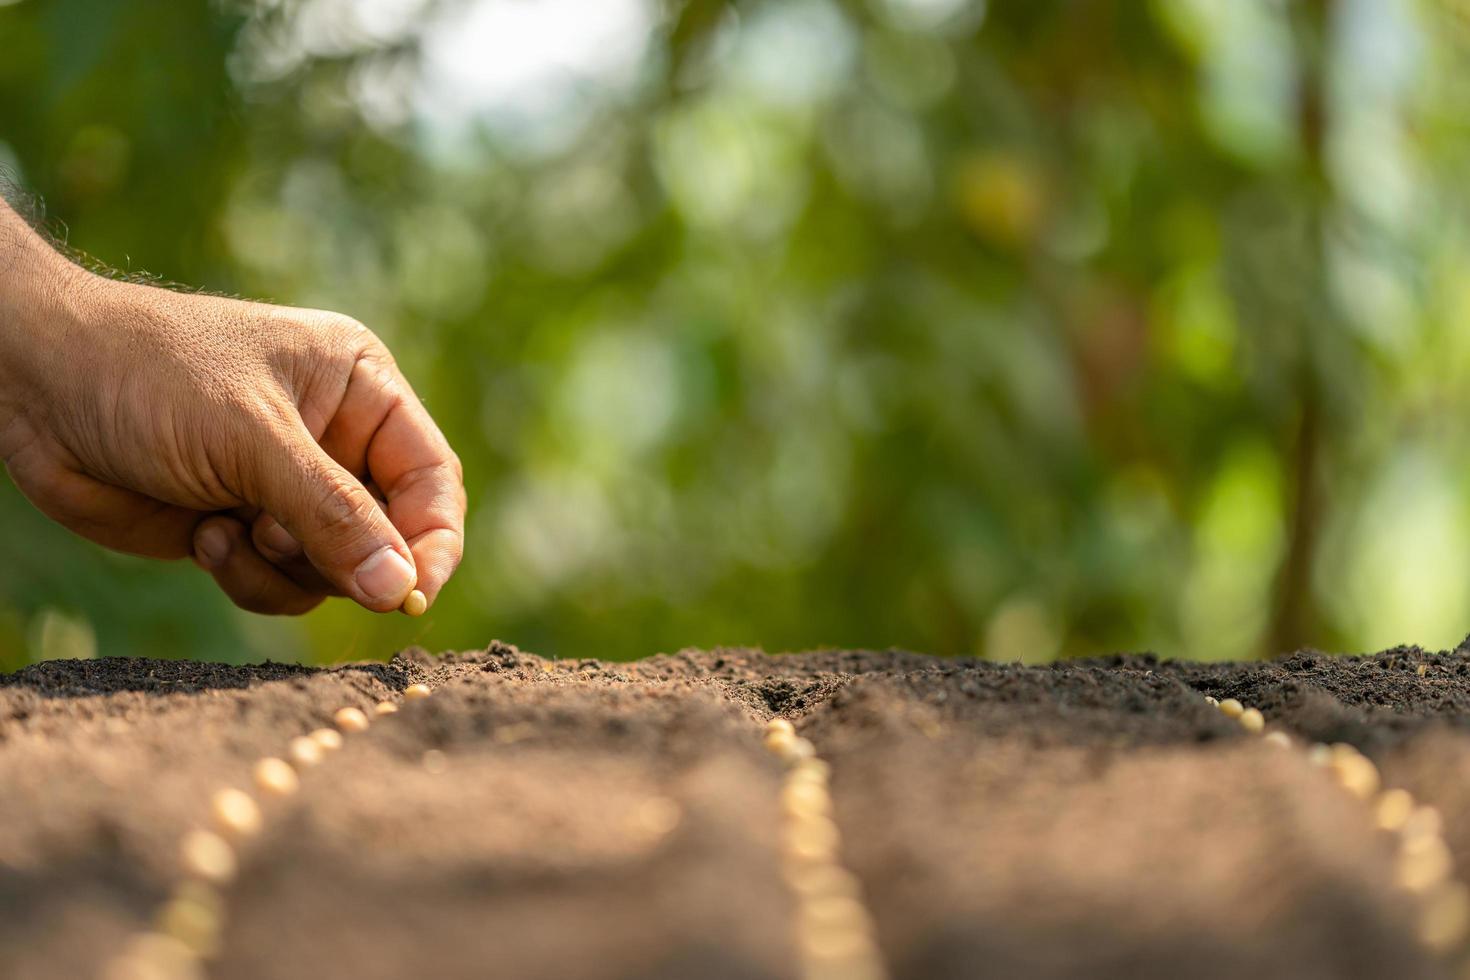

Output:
xmin=245 ymin=426 xmax=418 ymax=612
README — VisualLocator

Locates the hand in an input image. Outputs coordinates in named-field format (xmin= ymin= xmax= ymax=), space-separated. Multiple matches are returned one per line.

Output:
xmin=0 ymin=203 xmax=465 ymax=615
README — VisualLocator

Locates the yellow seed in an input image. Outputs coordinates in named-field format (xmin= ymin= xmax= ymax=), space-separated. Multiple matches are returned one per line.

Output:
xmin=104 ymin=932 xmax=202 ymax=980
xmin=800 ymin=922 xmax=878 ymax=962
xmin=1404 ymin=806 xmax=1445 ymax=841
xmin=802 ymin=958 xmax=885 ymax=980
xmin=422 ymin=749 xmax=448 ymax=774
xmin=156 ymin=894 xmax=220 ymax=957
xmin=180 ymin=830 xmax=236 ymax=883
xmin=210 ymin=788 xmax=262 ymax=837
xmin=1330 ymin=753 xmax=1380 ymax=800
xmin=333 ymin=707 xmax=369 ymax=733
xmin=632 ymin=797 xmax=683 ymax=837
xmin=785 ymin=863 xmax=863 ymax=899
xmin=374 ymin=701 xmax=398 ymax=716
xmin=1418 ymin=663 xmax=1429 ymax=678
xmin=404 ymin=683 xmax=432 ymax=700
xmin=253 ymin=757 xmax=299 ymax=797
xmin=1238 ymin=708 xmax=1265 ymax=733
xmin=1374 ymin=789 xmax=1415 ymax=832
xmin=1419 ymin=882 xmax=1470 ymax=952
xmin=772 ymin=737 xmax=817 ymax=765
xmin=1217 ymin=698 xmax=1244 ymax=719
xmin=799 ymin=901 xmax=874 ymax=951
xmin=792 ymin=758 xmax=832 ymax=782
xmin=766 ymin=718 xmax=795 ymax=738
xmin=782 ymin=781 xmax=832 ymax=818
xmin=1203 ymin=695 xmax=1219 ymax=707
xmin=764 ymin=728 xmax=796 ymax=752
xmin=310 ymin=728 xmax=343 ymax=751
xmin=1397 ymin=834 xmax=1454 ymax=893
xmin=172 ymin=880 xmax=223 ymax=916
xmin=288 ymin=736 xmax=322 ymax=767
xmin=786 ymin=815 xmax=841 ymax=862
xmin=800 ymin=894 xmax=871 ymax=930
xmin=1263 ymin=731 xmax=1291 ymax=748
xmin=402 ymin=589 xmax=428 ymax=616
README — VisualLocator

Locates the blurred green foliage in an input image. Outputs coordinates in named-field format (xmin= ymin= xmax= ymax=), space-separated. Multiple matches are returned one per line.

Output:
xmin=3 ymin=0 xmax=1470 ymax=668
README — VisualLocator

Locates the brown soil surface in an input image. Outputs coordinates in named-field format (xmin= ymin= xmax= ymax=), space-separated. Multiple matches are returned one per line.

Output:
xmin=2 ymin=642 xmax=1468 ymax=979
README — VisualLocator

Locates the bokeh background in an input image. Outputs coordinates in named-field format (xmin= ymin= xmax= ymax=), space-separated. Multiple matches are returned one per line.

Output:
xmin=1 ymin=0 xmax=1469 ymax=668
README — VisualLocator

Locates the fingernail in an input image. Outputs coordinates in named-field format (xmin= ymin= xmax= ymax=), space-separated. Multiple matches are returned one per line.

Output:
xmin=258 ymin=517 xmax=299 ymax=556
xmin=354 ymin=547 xmax=415 ymax=603
xmin=195 ymin=526 xmax=230 ymax=569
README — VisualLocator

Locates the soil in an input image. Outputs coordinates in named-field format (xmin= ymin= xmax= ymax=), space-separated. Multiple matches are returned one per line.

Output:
xmin=3 ymin=641 xmax=1470 ymax=979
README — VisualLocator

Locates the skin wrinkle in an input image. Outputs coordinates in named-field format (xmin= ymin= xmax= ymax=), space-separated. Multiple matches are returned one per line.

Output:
xmin=0 ymin=196 xmax=464 ymax=615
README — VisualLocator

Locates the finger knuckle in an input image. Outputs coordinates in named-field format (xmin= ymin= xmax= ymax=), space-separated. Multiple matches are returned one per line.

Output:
xmin=311 ymin=479 xmax=381 ymax=550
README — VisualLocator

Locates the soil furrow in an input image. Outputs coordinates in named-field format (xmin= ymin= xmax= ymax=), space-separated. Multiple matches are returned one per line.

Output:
xmin=796 ymin=667 xmax=1439 ymax=980
xmin=211 ymin=665 xmax=797 ymax=980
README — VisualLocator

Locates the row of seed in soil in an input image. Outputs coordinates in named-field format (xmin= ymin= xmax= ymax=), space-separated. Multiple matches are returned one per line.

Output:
xmin=101 ymin=684 xmax=435 ymax=979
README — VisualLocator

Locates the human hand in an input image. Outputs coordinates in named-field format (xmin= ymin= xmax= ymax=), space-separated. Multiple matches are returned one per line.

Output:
xmin=0 ymin=203 xmax=464 ymax=615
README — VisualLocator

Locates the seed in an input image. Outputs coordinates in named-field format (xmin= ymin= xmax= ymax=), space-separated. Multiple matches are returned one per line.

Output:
xmin=333 ymin=707 xmax=369 ymax=733
xmin=1417 ymin=664 xmax=1429 ymax=678
xmin=771 ymin=736 xmax=817 ymax=765
xmin=792 ymin=758 xmax=832 ymax=783
xmin=1330 ymin=753 xmax=1380 ymax=800
xmin=782 ymin=781 xmax=832 ymax=819
xmin=1204 ymin=696 xmax=1219 ymax=707
xmin=764 ymin=728 xmax=796 ymax=752
xmin=800 ymin=894 xmax=872 ymax=933
xmin=210 ymin=788 xmax=262 ymax=837
xmin=1263 ymin=731 xmax=1291 ymax=748
xmin=1404 ymin=806 xmax=1445 ymax=841
xmin=374 ymin=701 xmax=398 ymax=716
xmin=156 ymin=894 xmax=220 ymax=956
xmin=1419 ymin=882 xmax=1470 ymax=952
xmin=785 ymin=863 xmax=863 ymax=900
xmin=1307 ymin=743 xmax=1332 ymax=767
xmin=310 ymin=728 xmax=344 ymax=751
xmin=802 ymin=957 xmax=885 ymax=980
xmin=404 ymin=683 xmax=432 ymax=700
xmin=180 ymin=830 xmax=236 ymax=883
xmin=632 ymin=797 xmax=683 ymax=837
xmin=253 ymin=758 xmax=299 ymax=797
xmin=104 ymin=932 xmax=202 ymax=980
xmin=172 ymin=880 xmax=223 ymax=916
xmin=1374 ymin=789 xmax=1415 ymax=832
xmin=494 ymin=722 xmax=534 ymax=744
xmin=786 ymin=815 xmax=841 ymax=862
xmin=766 ymin=718 xmax=796 ymax=738
xmin=288 ymin=736 xmax=322 ymax=767
xmin=422 ymin=749 xmax=448 ymax=774
xmin=800 ymin=922 xmax=877 ymax=961
xmin=1396 ymin=834 xmax=1454 ymax=892
xmin=1238 ymin=708 xmax=1265 ymax=733
xmin=402 ymin=589 xmax=428 ymax=617
xmin=1217 ymin=698 xmax=1244 ymax=719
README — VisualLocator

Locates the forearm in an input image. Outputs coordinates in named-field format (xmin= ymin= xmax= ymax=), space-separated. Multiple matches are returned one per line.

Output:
xmin=0 ymin=201 xmax=104 ymax=432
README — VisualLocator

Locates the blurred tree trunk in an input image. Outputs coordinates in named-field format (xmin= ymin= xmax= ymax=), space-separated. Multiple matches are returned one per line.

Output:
xmin=1266 ymin=0 xmax=1333 ymax=657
